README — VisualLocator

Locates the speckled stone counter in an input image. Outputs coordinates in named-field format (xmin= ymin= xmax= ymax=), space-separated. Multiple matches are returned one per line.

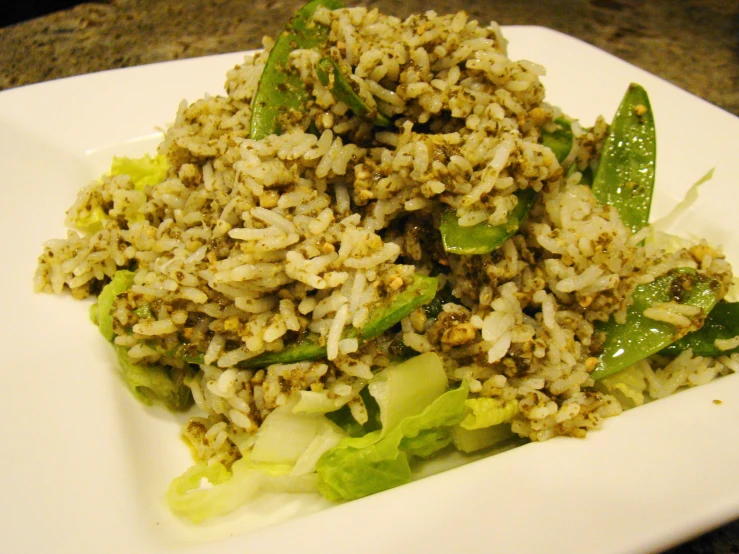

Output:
xmin=2 ymin=0 xmax=737 ymax=116
xmin=2 ymin=1 xmax=738 ymax=552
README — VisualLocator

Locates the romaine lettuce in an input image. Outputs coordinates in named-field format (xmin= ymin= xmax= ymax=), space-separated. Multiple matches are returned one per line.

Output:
xmin=110 ymin=154 xmax=169 ymax=190
xmin=460 ymin=397 xmax=518 ymax=429
xmin=315 ymin=380 xmax=469 ymax=501
xmin=115 ymin=345 xmax=193 ymax=412
xmin=96 ymin=269 xmax=135 ymax=341
xmin=167 ymin=456 xmax=317 ymax=524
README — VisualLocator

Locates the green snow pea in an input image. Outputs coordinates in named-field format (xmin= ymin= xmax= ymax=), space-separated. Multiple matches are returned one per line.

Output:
xmin=249 ymin=0 xmax=344 ymax=141
xmin=591 ymin=268 xmax=722 ymax=380
xmin=540 ymin=117 xmax=573 ymax=165
xmin=173 ymin=274 xmax=438 ymax=368
xmin=439 ymin=189 xmax=538 ymax=256
xmin=315 ymin=57 xmax=391 ymax=127
xmin=592 ymin=83 xmax=656 ymax=234
xmin=661 ymin=301 xmax=739 ymax=357
xmin=439 ymin=117 xmax=572 ymax=256
xmin=242 ymin=273 xmax=437 ymax=367
xmin=358 ymin=273 xmax=438 ymax=339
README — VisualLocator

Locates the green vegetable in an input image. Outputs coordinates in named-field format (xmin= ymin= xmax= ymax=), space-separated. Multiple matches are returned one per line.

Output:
xmin=115 ymin=345 xmax=193 ymax=412
xmin=315 ymin=57 xmax=391 ymax=127
xmin=325 ymin=387 xmax=382 ymax=437
xmin=450 ymin=423 xmax=515 ymax=453
xmin=359 ymin=273 xmax=438 ymax=339
xmin=591 ymin=268 xmax=722 ymax=380
xmin=96 ymin=270 xmax=135 ymax=341
xmin=249 ymin=0 xmax=345 ymax=140
xmin=290 ymin=419 xmax=348 ymax=476
xmin=661 ymin=301 xmax=739 ymax=357
xmin=133 ymin=303 xmax=152 ymax=319
xmin=73 ymin=154 xmax=169 ymax=233
xmin=447 ymin=396 xmax=518 ymax=453
xmin=251 ymin=407 xmax=330 ymax=465
xmin=250 ymin=405 xmax=346 ymax=475
xmin=595 ymin=364 xmax=649 ymax=409
xmin=110 ymin=154 xmax=169 ymax=190
xmin=240 ymin=337 xmax=326 ymax=368
xmin=235 ymin=273 xmax=438 ymax=367
xmin=73 ymin=205 xmax=107 ymax=235
xmin=316 ymin=377 xmax=469 ymax=501
xmin=439 ymin=189 xmax=537 ymax=255
xmin=167 ymin=456 xmax=317 ymax=523
xmin=646 ymin=168 xmax=713 ymax=249
xmin=592 ymin=83 xmax=656 ymax=234
xmin=95 ymin=270 xmax=193 ymax=411
xmin=422 ymin=284 xmax=455 ymax=319
xmin=437 ymin=116 xmax=569 ymax=257
xmin=368 ymin=352 xmax=449 ymax=433
xmin=540 ymin=117 xmax=573 ymax=164
xmin=460 ymin=397 xmax=518 ymax=430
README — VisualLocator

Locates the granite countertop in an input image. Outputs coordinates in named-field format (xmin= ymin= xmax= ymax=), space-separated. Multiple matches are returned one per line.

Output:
xmin=1 ymin=0 xmax=738 ymax=552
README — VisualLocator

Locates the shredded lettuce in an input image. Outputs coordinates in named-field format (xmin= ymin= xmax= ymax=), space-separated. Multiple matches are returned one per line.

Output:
xmin=251 ymin=405 xmax=346 ymax=469
xmin=74 ymin=205 xmax=107 ymax=235
xmin=460 ymin=397 xmax=518 ymax=430
xmin=595 ymin=361 xmax=650 ymax=409
xmin=644 ymin=168 xmax=714 ymax=250
xmin=167 ymin=456 xmax=318 ymax=524
xmin=110 ymin=154 xmax=169 ymax=190
xmin=450 ymin=423 xmax=515 ymax=453
xmin=96 ymin=270 xmax=135 ymax=341
xmin=73 ymin=154 xmax=168 ymax=233
xmin=115 ymin=345 xmax=193 ymax=412
xmin=315 ymin=380 xmax=469 ymax=501
xmin=291 ymin=420 xmax=348 ymax=476
xmin=368 ymin=351 xmax=449 ymax=433
xmin=292 ymin=389 xmax=351 ymax=414
xmin=94 ymin=269 xmax=192 ymax=411
xmin=444 ymin=396 xmax=519 ymax=453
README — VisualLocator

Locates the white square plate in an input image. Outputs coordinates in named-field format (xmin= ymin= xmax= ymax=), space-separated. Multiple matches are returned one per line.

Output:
xmin=1 ymin=26 xmax=738 ymax=554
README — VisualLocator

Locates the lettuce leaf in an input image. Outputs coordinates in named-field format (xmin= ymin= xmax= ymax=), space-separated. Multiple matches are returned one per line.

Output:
xmin=315 ymin=380 xmax=469 ymax=501
xmin=450 ymin=423 xmax=515 ymax=453
xmin=115 ymin=345 xmax=193 ymax=412
xmin=167 ymin=456 xmax=317 ymax=523
xmin=95 ymin=269 xmax=192 ymax=411
xmin=368 ymin=351 xmax=449 ymax=433
xmin=595 ymin=361 xmax=649 ymax=409
xmin=250 ymin=405 xmax=346 ymax=470
xmin=96 ymin=270 xmax=135 ymax=341
xmin=74 ymin=205 xmax=107 ymax=235
xmin=110 ymin=154 xmax=169 ymax=190
xmin=460 ymin=397 xmax=518 ymax=430
xmin=73 ymin=154 xmax=168 ymax=232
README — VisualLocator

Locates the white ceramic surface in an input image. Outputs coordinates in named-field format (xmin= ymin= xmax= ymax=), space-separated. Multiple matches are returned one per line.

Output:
xmin=1 ymin=26 xmax=738 ymax=554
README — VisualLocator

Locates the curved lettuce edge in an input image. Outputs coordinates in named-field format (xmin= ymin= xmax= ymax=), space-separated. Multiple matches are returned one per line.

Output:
xmin=315 ymin=380 xmax=470 ymax=501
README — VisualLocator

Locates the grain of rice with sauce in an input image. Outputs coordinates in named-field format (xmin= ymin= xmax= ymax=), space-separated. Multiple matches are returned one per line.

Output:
xmin=35 ymin=6 xmax=737 ymax=470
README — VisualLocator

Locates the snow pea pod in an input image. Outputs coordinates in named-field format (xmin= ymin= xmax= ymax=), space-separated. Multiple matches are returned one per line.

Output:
xmin=540 ymin=118 xmax=573 ymax=165
xmin=439 ymin=189 xmax=537 ymax=256
xmin=249 ymin=0 xmax=344 ymax=141
xmin=171 ymin=274 xmax=438 ymax=368
xmin=592 ymin=83 xmax=656 ymax=234
xmin=439 ymin=118 xmax=570 ymax=256
xmin=315 ymin=57 xmax=391 ymax=127
xmin=591 ymin=268 xmax=722 ymax=380
xmin=359 ymin=273 xmax=438 ymax=339
xmin=243 ymin=273 xmax=437 ymax=366
xmin=660 ymin=300 xmax=739 ymax=357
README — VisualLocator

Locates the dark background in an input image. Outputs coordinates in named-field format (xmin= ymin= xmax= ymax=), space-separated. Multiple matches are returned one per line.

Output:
xmin=2 ymin=1 xmax=87 ymax=26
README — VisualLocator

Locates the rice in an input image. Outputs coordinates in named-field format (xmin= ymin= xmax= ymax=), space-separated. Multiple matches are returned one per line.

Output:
xmin=34 ymin=6 xmax=736 ymax=479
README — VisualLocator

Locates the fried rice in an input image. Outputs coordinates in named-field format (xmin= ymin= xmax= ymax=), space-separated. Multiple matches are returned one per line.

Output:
xmin=35 ymin=6 xmax=737 ymax=486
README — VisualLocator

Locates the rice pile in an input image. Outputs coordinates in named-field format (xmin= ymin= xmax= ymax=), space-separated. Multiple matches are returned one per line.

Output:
xmin=35 ymin=6 xmax=737 ymax=467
